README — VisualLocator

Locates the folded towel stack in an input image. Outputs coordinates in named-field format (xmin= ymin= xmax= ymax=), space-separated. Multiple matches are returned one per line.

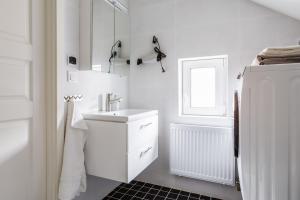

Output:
xmin=252 ymin=46 xmax=300 ymax=65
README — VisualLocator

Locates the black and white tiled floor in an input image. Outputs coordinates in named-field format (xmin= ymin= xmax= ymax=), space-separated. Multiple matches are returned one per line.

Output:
xmin=103 ymin=180 xmax=222 ymax=200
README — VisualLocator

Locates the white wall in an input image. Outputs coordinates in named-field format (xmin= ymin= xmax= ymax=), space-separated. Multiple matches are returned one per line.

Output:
xmin=251 ymin=0 xmax=300 ymax=21
xmin=61 ymin=0 xmax=300 ymax=199
xmin=58 ymin=0 xmax=129 ymax=190
xmin=129 ymin=0 xmax=300 ymax=199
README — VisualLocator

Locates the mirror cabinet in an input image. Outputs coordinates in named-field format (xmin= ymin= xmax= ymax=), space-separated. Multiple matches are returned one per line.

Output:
xmin=80 ymin=0 xmax=130 ymax=76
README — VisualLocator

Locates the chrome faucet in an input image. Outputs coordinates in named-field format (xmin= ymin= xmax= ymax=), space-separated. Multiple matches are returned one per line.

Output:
xmin=106 ymin=93 xmax=123 ymax=112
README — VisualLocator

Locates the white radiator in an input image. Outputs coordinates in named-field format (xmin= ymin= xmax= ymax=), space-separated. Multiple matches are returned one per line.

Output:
xmin=170 ymin=123 xmax=235 ymax=185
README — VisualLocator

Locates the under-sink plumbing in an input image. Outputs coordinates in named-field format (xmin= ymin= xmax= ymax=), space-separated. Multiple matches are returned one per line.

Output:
xmin=106 ymin=93 xmax=123 ymax=112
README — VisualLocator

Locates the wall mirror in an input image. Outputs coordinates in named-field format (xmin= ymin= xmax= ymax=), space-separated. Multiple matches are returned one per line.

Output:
xmin=80 ymin=0 xmax=130 ymax=76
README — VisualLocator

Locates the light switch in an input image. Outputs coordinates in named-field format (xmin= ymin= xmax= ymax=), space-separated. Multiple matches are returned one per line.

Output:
xmin=67 ymin=71 xmax=79 ymax=83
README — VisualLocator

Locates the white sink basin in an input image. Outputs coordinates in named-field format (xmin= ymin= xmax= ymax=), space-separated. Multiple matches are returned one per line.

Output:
xmin=83 ymin=109 xmax=158 ymax=122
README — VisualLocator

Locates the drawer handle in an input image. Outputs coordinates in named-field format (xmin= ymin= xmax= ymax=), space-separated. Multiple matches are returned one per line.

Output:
xmin=140 ymin=146 xmax=152 ymax=158
xmin=140 ymin=122 xmax=152 ymax=130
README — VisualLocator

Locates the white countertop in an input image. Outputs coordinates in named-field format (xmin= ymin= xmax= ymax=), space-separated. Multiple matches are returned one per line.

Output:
xmin=83 ymin=109 xmax=158 ymax=122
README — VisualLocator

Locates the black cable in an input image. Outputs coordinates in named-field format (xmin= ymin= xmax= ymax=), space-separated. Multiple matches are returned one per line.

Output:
xmin=109 ymin=40 xmax=121 ymax=63
xmin=159 ymin=60 xmax=166 ymax=73
xmin=153 ymin=36 xmax=166 ymax=73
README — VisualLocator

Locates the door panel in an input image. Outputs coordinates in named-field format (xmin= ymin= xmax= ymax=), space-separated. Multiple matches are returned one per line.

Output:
xmin=0 ymin=59 xmax=30 ymax=97
xmin=0 ymin=0 xmax=30 ymax=42
xmin=0 ymin=0 xmax=34 ymax=199
xmin=0 ymin=120 xmax=31 ymax=199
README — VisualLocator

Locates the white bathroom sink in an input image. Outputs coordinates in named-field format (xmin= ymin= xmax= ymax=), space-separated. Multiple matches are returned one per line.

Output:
xmin=83 ymin=109 xmax=158 ymax=122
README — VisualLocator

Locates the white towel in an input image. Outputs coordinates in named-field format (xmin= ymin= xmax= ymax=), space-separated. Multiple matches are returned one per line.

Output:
xmin=58 ymin=100 xmax=88 ymax=200
xmin=252 ymin=46 xmax=300 ymax=65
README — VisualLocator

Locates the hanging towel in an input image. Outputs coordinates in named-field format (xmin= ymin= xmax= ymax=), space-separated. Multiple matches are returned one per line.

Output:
xmin=58 ymin=100 xmax=88 ymax=200
xmin=234 ymin=91 xmax=239 ymax=158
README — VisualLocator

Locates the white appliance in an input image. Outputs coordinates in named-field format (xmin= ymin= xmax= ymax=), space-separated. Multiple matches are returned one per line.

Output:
xmin=170 ymin=123 xmax=235 ymax=185
xmin=238 ymin=63 xmax=300 ymax=200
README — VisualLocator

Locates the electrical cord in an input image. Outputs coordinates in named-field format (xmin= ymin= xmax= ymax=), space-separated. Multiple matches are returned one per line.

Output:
xmin=109 ymin=40 xmax=122 ymax=64
xmin=153 ymin=36 xmax=166 ymax=72
xmin=154 ymin=47 xmax=166 ymax=72
xmin=108 ymin=40 xmax=121 ymax=73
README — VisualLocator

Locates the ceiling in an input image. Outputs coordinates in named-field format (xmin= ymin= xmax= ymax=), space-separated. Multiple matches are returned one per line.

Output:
xmin=251 ymin=0 xmax=300 ymax=20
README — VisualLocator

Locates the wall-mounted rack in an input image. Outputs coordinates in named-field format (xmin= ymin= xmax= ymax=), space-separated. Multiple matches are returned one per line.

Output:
xmin=137 ymin=36 xmax=167 ymax=73
xmin=64 ymin=95 xmax=83 ymax=103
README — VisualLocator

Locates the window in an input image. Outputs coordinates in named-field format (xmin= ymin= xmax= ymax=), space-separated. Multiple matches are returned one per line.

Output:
xmin=178 ymin=55 xmax=228 ymax=116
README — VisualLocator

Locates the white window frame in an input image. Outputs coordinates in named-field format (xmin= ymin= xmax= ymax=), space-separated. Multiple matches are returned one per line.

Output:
xmin=178 ymin=55 xmax=228 ymax=117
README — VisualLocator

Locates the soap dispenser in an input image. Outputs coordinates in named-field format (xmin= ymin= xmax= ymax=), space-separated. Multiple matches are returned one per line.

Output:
xmin=98 ymin=93 xmax=107 ymax=111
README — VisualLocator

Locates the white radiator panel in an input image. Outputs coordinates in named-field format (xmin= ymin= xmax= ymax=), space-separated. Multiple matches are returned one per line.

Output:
xmin=170 ymin=123 xmax=235 ymax=185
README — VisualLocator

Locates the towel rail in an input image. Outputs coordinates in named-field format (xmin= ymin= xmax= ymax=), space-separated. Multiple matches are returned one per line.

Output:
xmin=64 ymin=95 xmax=83 ymax=102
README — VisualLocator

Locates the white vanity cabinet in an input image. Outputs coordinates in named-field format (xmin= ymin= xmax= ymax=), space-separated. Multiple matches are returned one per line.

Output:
xmin=84 ymin=110 xmax=158 ymax=183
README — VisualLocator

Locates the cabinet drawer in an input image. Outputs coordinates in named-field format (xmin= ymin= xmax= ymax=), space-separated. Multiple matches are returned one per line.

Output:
xmin=127 ymin=115 xmax=158 ymax=153
xmin=127 ymin=139 xmax=158 ymax=182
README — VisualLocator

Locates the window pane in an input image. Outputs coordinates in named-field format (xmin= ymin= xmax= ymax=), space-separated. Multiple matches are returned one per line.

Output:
xmin=190 ymin=67 xmax=216 ymax=108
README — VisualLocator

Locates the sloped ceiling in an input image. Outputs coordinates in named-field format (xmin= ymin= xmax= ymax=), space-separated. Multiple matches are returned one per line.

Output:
xmin=251 ymin=0 xmax=300 ymax=20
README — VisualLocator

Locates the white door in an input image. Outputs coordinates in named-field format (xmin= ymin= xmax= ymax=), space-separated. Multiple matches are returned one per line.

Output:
xmin=0 ymin=0 xmax=44 ymax=199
